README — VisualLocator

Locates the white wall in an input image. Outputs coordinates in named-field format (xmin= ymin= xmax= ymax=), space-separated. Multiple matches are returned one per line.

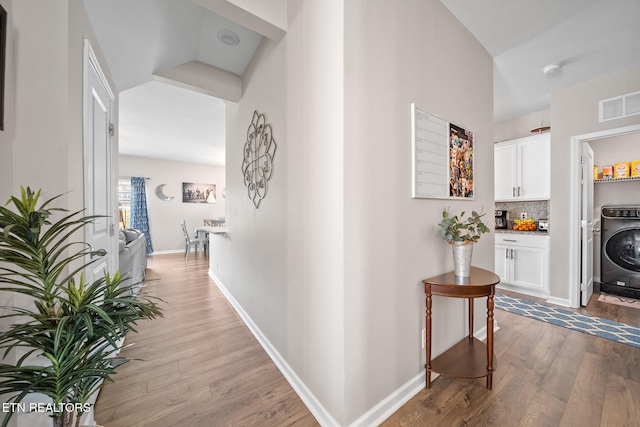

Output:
xmin=0 ymin=2 xmax=15 ymax=426
xmin=0 ymin=1 xmax=117 ymax=426
xmin=0 ymin=0 xmax=14 ymax=198
xmin=211 ymin=1 xmax=330 ymax=414
xmin=550 ymin=65 xmax=640 ymax=302
xmin=495 ymin=108 xmax=550 ymax=142
xmin=215 ymin=0 xmax=346 ymax=421
xmin=213 ymin=0 xmax=493 ymax=425
xmin=5 ymin=0 xmax=115 ymax=237
xmin=343 ymin=0 xmax=493 ymax=423
xmin=119 ymin=155 xmax=226 ymax=252
xmin=591 ymin=132 xmax=640 ymax=170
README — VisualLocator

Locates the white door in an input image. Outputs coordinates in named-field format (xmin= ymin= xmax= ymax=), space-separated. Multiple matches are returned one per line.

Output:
xmin=83 ymin=41 xmax=116 ymax=283
xmin=580 ymin=142 xmax=595 ymax=306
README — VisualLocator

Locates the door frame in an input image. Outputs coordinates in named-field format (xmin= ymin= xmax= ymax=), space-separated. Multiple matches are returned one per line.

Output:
xmin=580 ymin=142 xmax=594 ymax=306
xmin=83 ymin=40 xmax=117 ymax=276
xmin=569 ymin=123 xmax=640 ymax=308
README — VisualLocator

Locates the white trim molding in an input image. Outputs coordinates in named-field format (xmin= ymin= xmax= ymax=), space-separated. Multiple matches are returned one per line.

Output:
xmin=208 ymin=270 xmax=341 ymax=427
xmin=347 ymin=372 xmax=425 ymax=427
xmin=569 ymin=124 xmax=640 ymax=308
xmin=546 ymin=296 xmax=571 ymax=308
xmin=208 ymin=269 xmax=508 ymax=426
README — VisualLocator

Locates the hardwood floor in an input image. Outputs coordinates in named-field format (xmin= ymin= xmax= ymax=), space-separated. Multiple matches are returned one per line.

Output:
xmin=94 ymin=253 xmax=317 ymax=427
xmin=383 ymin=287 xmax=640 ymax=427
xmin=96 ymin=256 xmax=640 ymax=426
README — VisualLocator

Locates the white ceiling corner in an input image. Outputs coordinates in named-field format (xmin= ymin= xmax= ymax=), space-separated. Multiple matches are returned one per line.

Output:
xmin=441 ymin=0 xmax=640 ymax=123
xmin=84 ymin=0 xmax=640 ymax=164
xmin=83 ymin=0 xmax=266 ymax=166
xmin=118 ymin=81 xmax=226 ymax=166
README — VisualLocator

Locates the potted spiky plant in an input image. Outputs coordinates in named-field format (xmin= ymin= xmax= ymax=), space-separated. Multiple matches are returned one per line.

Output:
xmin=0 ymin=187 xmax=163 ymax=427
xmin=438 ymin=208 xmax=490 ymax=277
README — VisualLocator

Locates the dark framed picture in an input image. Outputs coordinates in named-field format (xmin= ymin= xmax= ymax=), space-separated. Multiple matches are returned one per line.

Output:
xmin=0 ymin=5 xmax=7 ymax=131
xmin=182 ymin=182 xmax=216 ymax=204
xmin=448 ymin=123 xmax=474 ymax=199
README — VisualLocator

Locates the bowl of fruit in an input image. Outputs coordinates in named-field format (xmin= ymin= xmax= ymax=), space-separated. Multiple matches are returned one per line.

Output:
xmin=512 ymin=218 xmax=537 ymax=231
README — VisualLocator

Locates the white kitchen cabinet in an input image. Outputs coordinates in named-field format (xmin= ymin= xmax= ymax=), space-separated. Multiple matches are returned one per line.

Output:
xmin=494 ymin=144 xmax=517 ymax=201
xmin=494 ymin=133 xmax=550 ymax=201
xmin=495 ymin=233 xmax=549 ymax=298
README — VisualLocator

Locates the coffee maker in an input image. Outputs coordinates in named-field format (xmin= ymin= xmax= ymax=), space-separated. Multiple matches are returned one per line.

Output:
xmin=495 ymin=210 xmax=508 ymax=229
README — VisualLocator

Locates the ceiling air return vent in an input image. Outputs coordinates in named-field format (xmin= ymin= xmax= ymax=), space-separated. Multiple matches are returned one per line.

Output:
xmin=600 ymin=90 xmax=640 ymax=122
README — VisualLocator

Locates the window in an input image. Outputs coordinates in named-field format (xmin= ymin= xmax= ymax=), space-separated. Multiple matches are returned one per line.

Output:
xmin=118 ymin=178 xmax=131 ymax=229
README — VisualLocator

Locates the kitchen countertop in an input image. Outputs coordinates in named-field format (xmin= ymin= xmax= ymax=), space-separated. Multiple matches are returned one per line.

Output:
xmin=195 ymin=226 xmax=228 ymax=234
xmin=495 ymin=229 xmax=549 ymax=236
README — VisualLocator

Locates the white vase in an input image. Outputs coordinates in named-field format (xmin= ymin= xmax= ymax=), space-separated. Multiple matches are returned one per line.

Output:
xmin=451 ymin=241 xmax=473 ymax=277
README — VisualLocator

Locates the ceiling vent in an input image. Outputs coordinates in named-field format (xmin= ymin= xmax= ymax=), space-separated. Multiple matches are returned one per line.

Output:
xmin=600 ymin=90 xmax=640 ymax=122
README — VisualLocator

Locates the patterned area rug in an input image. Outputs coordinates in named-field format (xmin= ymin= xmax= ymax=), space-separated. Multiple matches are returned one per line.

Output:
xmin=598 ymin=292 xmax=640 ymax=310
xmin=495 ymin=294 xmax=640 ymax=349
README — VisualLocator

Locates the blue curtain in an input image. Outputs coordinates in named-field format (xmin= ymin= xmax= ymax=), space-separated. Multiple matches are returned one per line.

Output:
xmin=130 ymin=177 xmax=154 ymax=254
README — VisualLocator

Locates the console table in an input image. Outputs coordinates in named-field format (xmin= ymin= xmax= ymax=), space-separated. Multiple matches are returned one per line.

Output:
xmin=423 ymin=267 xmax=499 ymax=390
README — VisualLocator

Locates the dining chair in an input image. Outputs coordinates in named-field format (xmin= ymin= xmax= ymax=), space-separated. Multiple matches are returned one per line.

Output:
xmin=180 ymin=220 xmax=204 ymax=260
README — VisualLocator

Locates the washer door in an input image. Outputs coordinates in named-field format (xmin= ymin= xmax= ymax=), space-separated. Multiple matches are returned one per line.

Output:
xmin=604 ymin=228 xmax=640 ymax=272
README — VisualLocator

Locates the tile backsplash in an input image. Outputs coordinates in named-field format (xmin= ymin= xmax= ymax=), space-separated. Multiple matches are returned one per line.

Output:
xmin=495 ymin=200 xmax=550 ymax=222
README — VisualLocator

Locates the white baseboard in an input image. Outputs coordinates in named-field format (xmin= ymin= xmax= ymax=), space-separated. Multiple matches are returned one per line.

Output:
xmin=149 ymin=249 xmax=184 ymax=255
xmin=347 ymin=371 xmax=425 ymax=427
xmin=496 ymin=283 xmax=571 ymax=308
xmin=208 ymin=270 xmax=465 ymax=427
xmin=496 ymin=283 xmax=550 ymax=300
xmin=208 ymin=270 xmax=340 ymax=427
xmin=546 ymin=296 xmax=571 ymax=307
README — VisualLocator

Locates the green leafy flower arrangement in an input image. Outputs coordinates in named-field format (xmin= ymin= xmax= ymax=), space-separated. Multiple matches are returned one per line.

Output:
xmin=438 ymin=208 xmax=490 ymax=243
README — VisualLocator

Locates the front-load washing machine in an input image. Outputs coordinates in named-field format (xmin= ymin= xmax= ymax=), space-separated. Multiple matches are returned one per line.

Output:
xmin=601 ymin=205 xmax=640 ymax=298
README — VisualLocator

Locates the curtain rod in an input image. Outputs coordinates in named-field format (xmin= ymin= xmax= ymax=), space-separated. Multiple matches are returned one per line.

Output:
xmin=119 ymin=176 xmax=150 ymax=180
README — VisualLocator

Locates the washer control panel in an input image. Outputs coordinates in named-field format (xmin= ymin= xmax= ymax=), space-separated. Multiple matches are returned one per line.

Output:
xmin=602 ymin=206 xmax=640 ymax=218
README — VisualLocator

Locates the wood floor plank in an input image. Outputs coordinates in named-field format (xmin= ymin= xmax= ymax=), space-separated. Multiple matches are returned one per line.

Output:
xmin=385 ymin=289 xmax=640 ymax=427
xmin=600 ymin=374 xmax=640 ymax=427
xmin=96 ymin=256 xmax=640 ymax=426
xmin=539 ymin=329 xmax=588 ymax=402
xmin=516 ymin=397 xmax=564 ymax=427
xmin=559 ymin=352 xmax=608 ymax=427
xmin=94 ymin=253 xmax=318 ymax=427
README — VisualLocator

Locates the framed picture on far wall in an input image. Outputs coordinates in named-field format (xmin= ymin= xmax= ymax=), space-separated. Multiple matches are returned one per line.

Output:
xmin=182 ymin=182 xmax=217 ymax=204
xmin=448 ymin=122 xmax=474 ymax=199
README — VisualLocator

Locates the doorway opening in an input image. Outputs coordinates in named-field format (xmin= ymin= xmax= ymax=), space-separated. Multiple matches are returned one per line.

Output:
xmin=570 ymin=124 xmax=640 ymax=307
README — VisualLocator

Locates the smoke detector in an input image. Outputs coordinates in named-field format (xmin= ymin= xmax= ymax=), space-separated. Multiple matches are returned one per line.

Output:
xmin=217 ymin=29 xmax=240 ymax=46
xmin=543 ymin=63 xmax=562 ymax=76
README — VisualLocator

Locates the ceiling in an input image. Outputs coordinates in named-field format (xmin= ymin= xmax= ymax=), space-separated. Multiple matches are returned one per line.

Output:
xmin=84 ymin=0 xmax=640 ymax=165
xmin=440 ymin=0 xmax=640 ymax=123
xmin=83 ymin=0 xmax=263 ymax=166
xmin=118 ymin=81 xmax=227 ymax=165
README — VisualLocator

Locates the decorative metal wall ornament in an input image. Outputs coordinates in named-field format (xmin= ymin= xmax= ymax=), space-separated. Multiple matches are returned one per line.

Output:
xmin=154 ymin=184 xmax=174 ymax=201
xmin=242 ymin=111 xmax=277 ymax=208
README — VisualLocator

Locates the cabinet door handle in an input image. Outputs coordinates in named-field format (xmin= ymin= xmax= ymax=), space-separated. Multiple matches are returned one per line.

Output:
xmin=504 ymin=239 xmax=517 ymax=242
xmin=517 ymin=186 xmax=521 ymax=197
xmin=506 ymin=248 xmax=509 ymax=259
xmin=513 ymin=187 xmax=516 ymax=197
xmin=510 ymin=249 xmax=514 ymax=259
